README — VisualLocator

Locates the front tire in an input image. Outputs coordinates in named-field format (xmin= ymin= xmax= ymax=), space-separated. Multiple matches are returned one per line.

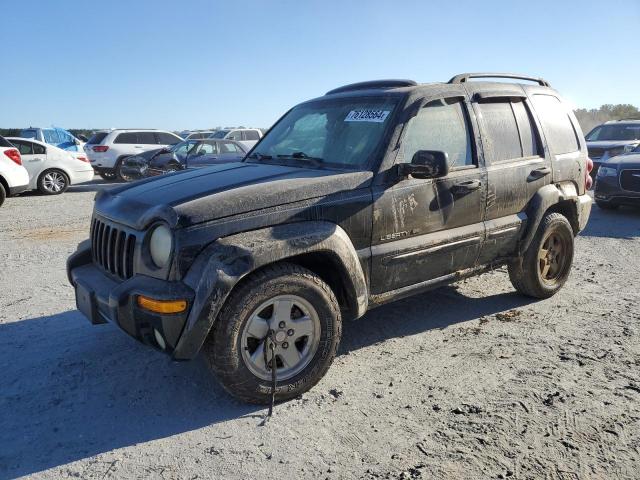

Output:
xmin=508 ymin=212 xmax=574 ymax=299
xmin=38 ymin=169 xmax=69 ymax=195
xmin=203 ymin=263 xmax=341 ymax=404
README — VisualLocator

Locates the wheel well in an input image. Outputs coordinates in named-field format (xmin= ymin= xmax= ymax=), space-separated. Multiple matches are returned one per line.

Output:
xmin=0 ymin=175 xmax=8 ymax=195
xmin=38 ymin=168 xmax=69 ymax=184
xmin=546 ymin=200 xmax=579 ymax=234
xmin=235 ymin=252 xmax=359 ymax=321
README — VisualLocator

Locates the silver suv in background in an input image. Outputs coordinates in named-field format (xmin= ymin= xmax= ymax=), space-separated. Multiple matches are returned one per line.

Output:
xmin=585 ymin=120 xmax=640 ymax=177
xmin=84 ymin=129 xmax=182 ymax=180
xmin=208 ymin=128 xmax=262 ymax=148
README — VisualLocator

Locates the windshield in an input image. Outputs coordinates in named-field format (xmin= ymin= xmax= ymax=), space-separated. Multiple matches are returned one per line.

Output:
xmin=248 ymin=97 xmax=398 ymax=169
xmin=20 ymin=129 xmax=38 ymax=139
xmin=586 ymin=124 xmax=640 ymax=141
xmin=210 ymin=130 xmax=229 ymax=139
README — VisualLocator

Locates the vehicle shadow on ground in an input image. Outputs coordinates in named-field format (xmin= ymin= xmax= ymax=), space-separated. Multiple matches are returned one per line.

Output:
xmin=580 ymin=205 xmax=640 ymax=239
xmin=340 ymin=285 xmax=534 ymax=354
xmin=67 ymin=179 xmax=123 ymax=193
xmin=0 ymin=286 xmax=533 ymax=477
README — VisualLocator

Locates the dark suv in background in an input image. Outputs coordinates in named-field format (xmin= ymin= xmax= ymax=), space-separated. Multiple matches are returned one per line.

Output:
xmin=68 ymin=73 xmax=592 ymax=404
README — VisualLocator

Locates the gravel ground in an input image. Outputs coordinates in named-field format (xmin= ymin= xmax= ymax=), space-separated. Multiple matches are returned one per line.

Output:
xmin=1 ymin=181 xmax=639 ymax=480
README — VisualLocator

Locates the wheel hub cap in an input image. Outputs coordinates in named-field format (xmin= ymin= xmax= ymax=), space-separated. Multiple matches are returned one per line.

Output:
xmin=240 ymin=295 xmax=320 ymax=381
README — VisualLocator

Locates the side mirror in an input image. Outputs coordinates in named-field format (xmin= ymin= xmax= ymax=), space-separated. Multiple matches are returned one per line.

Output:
xmin=397 ymin=150 xmax=449 ymax=179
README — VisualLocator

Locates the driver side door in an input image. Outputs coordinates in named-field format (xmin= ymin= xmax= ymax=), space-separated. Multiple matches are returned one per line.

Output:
xmin=370 ymin=95 xmax=487 ymax=295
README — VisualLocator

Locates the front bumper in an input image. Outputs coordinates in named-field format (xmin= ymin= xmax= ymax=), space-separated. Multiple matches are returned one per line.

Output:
xmin=67 ymin=242 xmax=195 ymax=355
xmin=595 ymin=175 xmax=640 ymax=207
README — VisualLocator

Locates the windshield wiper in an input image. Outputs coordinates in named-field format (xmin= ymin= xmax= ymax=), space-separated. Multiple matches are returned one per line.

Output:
xmin=247 ymin=152 xmax=273 ymax=160
xmin=276 ymin=152 xmax=324 ymax=166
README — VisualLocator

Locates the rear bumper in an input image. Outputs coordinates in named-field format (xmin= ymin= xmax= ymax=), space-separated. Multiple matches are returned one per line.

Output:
xmin=91 ymin=166 xmax=116 ymax=176
xmin=576 ymin=193 xmax=592 ymax=231
xmin=67 ymin=242 xmax=195 ymax=355
xmin=71 ymin=169 xmax=94 ymax=184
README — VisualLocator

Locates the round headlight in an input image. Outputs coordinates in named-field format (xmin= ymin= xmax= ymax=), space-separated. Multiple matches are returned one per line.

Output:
xmin=149 ymin=224 xmax=172 ymax=268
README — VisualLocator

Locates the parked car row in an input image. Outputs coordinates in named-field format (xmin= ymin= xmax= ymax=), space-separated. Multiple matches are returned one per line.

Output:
xmin=0 ymin=134 xmax=94 ymax=206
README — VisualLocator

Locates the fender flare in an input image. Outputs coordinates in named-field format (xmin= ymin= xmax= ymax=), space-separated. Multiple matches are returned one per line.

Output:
xmin=518 ymin=182 xmax=580 ymax=255
xmin=172 ymin=221 xmax=368 ymax=360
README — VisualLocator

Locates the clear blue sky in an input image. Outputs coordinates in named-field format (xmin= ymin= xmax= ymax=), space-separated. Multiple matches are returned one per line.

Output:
xmin=2 ymin=0 xmax=638 ymax=130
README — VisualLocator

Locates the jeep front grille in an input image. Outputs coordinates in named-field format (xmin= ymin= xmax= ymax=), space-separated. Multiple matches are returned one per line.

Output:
xmin=90 ymin=218 xmax=136 ymax=280
xmin=620 ymin=169 xmax=640 ymax=192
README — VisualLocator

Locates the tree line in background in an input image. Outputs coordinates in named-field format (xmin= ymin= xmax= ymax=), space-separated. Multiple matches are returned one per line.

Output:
xmin=1 ymin=105 xmax=639 ymax=140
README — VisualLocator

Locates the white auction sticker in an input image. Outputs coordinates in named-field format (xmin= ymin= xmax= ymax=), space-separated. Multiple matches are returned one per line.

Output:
xmin=344 ymin=109 xmax=390 ymax=123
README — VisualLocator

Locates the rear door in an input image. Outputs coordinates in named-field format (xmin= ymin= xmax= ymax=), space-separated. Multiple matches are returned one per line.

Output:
xmin=464 ymin=85 xmax=551 ymax=264
xmin=370 ymin=95 xmax=487 ymax=294
xmin=11 ymin=139 xmax=45 ymax=184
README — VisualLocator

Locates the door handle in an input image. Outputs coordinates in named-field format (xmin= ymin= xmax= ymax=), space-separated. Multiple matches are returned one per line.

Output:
xmin=451 ymin=179 xmax=482 ymax=194
xmin=530 ymin=166 xmax=551 ymax=179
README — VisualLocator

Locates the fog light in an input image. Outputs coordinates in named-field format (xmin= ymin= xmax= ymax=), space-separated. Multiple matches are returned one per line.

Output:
xmin=154 ymin=329 xmax=166 ymax=350
xmin=137 ymin=295 xmax=187 ymax=314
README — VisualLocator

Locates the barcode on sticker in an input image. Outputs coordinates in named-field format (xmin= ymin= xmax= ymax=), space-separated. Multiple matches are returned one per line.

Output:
xmin=344 ymin=110 xmax=390 ymax=123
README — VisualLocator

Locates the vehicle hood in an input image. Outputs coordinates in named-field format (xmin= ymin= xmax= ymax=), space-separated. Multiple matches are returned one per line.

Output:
xmin=94 ymin=162 xmax=373 ymax=230
xmin=606 ymin=152 xmax=640 ymax=166
xmin=587 ymin=140 xmax=640 ymax=149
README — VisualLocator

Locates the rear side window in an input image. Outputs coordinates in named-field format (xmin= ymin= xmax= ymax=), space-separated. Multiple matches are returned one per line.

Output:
xmin=138 ymin=132 xmax=157 ymax=144
xmin=511 ymin=100 xmax=539 ymax=157
xmin=87 ymin=132 xmax=108 ymax=144
xmin=114 ymin=132 xmax=137 ymax=144
xmin=402 ymin=98 xmax=474 ymax=168
xmin=243 ymin=130 xmax=260 ymax=141
xmin=477 ymin=101 xmax=522 ymax=162
xmin=531 ymin=95 xmax=579 ymax=154
xmin=33 ymin=143 xmax=46 ymax=154
xmin=156 ymin=132 xmax=180 ymax=145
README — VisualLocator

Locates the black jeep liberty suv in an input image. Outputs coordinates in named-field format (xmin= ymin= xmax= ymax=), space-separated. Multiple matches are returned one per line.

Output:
xmin=68 ymin=73 xmax=592 ymax=403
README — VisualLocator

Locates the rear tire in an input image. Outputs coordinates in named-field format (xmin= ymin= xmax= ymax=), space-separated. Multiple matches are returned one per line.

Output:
xmin=202 ymin=263 xmax=342 ymax=404
xmin=115 ymin=157 xmax=130 ymax=182
xmin=38 ymin=169 xmax=69 ymax=195
xmin=596 ymin=200 xmax=619 ymax=210
xmin=508 ymin=212 xmax=574 ymax=299
xmin=0 ymin=183 xmax=5 ymax=207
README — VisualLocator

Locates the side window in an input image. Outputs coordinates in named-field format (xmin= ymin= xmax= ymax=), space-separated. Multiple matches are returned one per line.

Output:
xmin=33 ymin=143 xmax=46 ymax=155
xmin=401 ymin=98 xmax=474 ymax=168
xmin=227 ymin=131 xmax=243 ymax=141
xmin=220 ymin=141 xmax=242 ymax=153
xmin=114 ymin=132 xmax=137 ymax=144
xmin=196 ymin=142 xmax=217 ymax=155
xmin=511 ymin=100 xmax=540 ymax=157
xmin=156 ymin=132 xmax=180 ymax=145
xmin=476 ymin=101 xmax=522 ymax=163
xmin=11 ymin=140 xmax=33 ymax=155
xmin=137 ymin=132 xmax=157 ymax=144
xmin=243 ymin=130 xmax=260 ymax=141
xmin=531 ymin=94 xmax=579 ymax=154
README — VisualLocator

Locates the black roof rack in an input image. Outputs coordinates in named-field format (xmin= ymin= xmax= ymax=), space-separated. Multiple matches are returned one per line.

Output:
xmin=448 ymin=73 xmax=550 ymax=87
xmin=326 ymin=79 xmax=417 ymax=96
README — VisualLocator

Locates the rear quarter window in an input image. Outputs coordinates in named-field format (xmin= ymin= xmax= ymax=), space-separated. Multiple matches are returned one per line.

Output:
xmin=531 ymin=94 xmax=579 ymax=154
xmin=87 ymin=132 xmax=108 ymax=144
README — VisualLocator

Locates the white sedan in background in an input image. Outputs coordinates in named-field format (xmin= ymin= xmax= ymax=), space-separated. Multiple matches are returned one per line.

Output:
xmin=7 ymin=137 xmax=94 ymax=194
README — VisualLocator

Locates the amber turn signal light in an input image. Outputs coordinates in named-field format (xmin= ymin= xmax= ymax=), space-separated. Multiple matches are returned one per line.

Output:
xmin=137 ymin=295 xmax=187 ymax=314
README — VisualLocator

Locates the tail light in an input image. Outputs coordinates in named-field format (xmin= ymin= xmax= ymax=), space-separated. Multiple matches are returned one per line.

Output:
xmin=4 ymin=148 xmax=22 ymax=165
xmin=585 ymin=157 xmax=594 ymax=190
xmin=76 ymin=155 xmax=89 ymax=163
xmin=92 ymin=145 xmax=109 ymax=152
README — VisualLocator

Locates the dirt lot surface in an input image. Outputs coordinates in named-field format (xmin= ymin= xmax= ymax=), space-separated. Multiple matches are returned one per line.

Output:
xmin=1 ymin=181 xmax=639 ymax=480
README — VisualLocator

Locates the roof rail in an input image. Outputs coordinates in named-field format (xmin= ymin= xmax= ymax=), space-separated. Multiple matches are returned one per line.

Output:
xmin=326 ymin=79 xmax=417 ymax=95
xmin=448 ymin=73 xmax=550 ymax=87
